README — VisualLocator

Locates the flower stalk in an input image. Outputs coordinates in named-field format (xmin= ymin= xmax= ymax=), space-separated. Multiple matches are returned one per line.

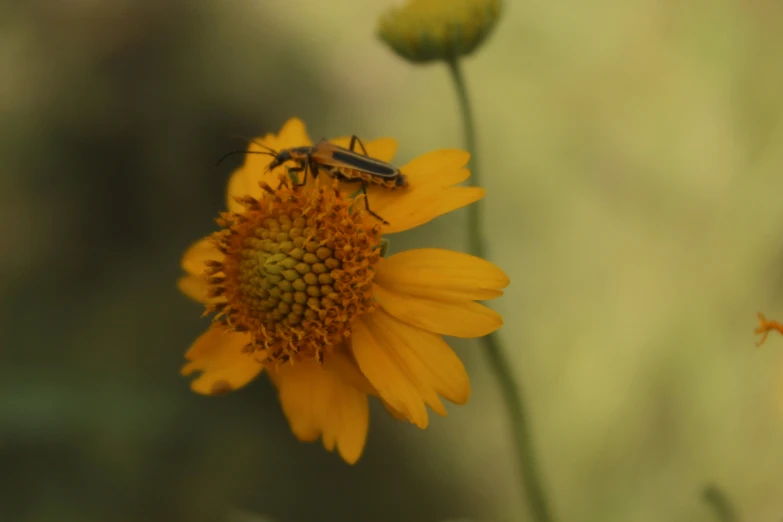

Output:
xmin=447 ymin=58 xmax=554 ymax=522
xmin=703 ymin=485 xmax=738 ymax=522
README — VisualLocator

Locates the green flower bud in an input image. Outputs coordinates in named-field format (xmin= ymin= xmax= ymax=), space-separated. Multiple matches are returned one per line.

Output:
xmin=378 ymin=0 xmax=502 ymax=64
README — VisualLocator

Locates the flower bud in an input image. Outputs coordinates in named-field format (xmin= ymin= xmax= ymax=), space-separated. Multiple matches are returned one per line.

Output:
xmin=378 ymin=0 xmax=502 ymax=63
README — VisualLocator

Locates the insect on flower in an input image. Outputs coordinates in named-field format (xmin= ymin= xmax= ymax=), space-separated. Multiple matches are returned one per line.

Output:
xmin=217 ymin=136 xmax=408 ymax=224
xmin=182 ymin=117 xmax=505 ymax=464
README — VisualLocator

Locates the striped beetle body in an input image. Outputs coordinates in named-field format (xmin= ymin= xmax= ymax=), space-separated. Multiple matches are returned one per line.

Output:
xmin=218 ymin=135 xmax=407 ymax=224
xmin=271 ymin=136 xmax=407 ymax=223
xmin=309 ymin=139 xmax=408 ymax=187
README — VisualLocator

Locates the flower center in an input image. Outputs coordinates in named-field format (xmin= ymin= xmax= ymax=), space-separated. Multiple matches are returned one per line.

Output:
xmin=205 ymin=182 xmax=383 ymax=365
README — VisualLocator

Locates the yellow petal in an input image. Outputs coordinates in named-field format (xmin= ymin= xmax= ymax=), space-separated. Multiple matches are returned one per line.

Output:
xmin=277 ymin=117 xmax=312 ymax=149
xmin=226 ymin=170 xmax=247 ymax=212
xmin=271 ymin=356 xmax=369 ymax=464
xmin=368 ymin=308 xmax=471 ymax=409
xmin=381 ymin=399 xmax=407 ymax=421
xmin=183 ymin=324 xmax=247 ymax=362
xmin=375 ymin=248 xmax=509 ymax=301
xmin=270 ymin=362 xmax=328 ymax=442
xmin=363 ymin=166 xmax=471 ymax=216
xmin=225 ymin=133 xmax=276 ymax=203
xmin=177 ymin=237 xmax=225 ymax=304
xmin=366 ymin=310 xmax=447 ymax=415
xmin=350 ymin=315 xmax=429 ymax=428
xmin=329 ymin=136 xmax=399 ymax=163
xmin=177 ymin=275 xmax=208 ymax=302
xmin=360 ymin=150 xmax=482 ymax=233
xmin=226 ymin=119 xmax=313 ymax=205
xmin=181 ymin=326 xmax=262 ymax=395
xmin=181 ymin=237 xmax=223 ymax=276
xmin=383 ymin=186 xmax=485 ymax=234
xmin=330 ymin=380 xmax=370 ymax=464
xmin=403 ymin=149 xmax=471 ymax=178
xmin=373 ymin=283 xmax=503 ymax=338
xmin=177 ymin=275 xmax=226 ymax=305
xmin=355 ymin=150 xmax=469 ymax=207
xmin=323 ymin=346 xmax=377 ymax=395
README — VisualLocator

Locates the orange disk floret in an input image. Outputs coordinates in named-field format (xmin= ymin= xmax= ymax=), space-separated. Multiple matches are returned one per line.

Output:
xmin=204 ymin=181 xmax=383 ymax=366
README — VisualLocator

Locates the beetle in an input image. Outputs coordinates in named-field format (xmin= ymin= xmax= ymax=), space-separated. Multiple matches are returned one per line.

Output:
xmin=218 ymin=135 xmax=408 ymax=224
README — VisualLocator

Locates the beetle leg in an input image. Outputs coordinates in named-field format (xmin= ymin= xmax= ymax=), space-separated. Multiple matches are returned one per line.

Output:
xmin=282 ymin=157 xmax=316 ymax=189
xmin=373 ymin=238 xmax=391 ymax=257
xmin=280 ymin=165 xmax=306 ymax=188
xmin=348 ymin=135 xmax=370 ymax=156
xmin=346 ymin=180 xmax=388 ymax=224
xmin=308 ymin=157 xmax=326 ymax=186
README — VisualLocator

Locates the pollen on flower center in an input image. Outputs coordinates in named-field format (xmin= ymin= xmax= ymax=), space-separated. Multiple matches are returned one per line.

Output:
xmin=205 ymin=181 xmax=383 ymax=365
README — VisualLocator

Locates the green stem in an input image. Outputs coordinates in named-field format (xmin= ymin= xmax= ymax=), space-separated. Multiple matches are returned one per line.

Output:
xmin=446 ymin=58 xmax=554 ymax=522
xmin=447 ymin=59 xmax=482 ymax=258
xmin=703 ymin=485 xmax=738 ymax=522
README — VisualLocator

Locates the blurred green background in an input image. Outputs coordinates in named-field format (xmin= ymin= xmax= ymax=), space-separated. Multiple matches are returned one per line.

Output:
xmin=3 ymin=1 xmax=783 ymax=521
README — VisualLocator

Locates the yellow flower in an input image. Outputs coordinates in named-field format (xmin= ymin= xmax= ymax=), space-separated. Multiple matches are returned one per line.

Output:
xmin=755 ymin=313 xmax=783 ymax=347
xmin=178 ymin=118 xmax=509 ymax=463
xmin=378 ymin=0 xmax=502 ymax=63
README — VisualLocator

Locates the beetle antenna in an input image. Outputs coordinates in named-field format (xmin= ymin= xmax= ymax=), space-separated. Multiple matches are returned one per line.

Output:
xmin=228 ymin=133 xmax=279 ymax=154
xmin=216 ymin=134 xmax=279 ymax=167
xmin=215 ymin=149 xmax=276 ymax=167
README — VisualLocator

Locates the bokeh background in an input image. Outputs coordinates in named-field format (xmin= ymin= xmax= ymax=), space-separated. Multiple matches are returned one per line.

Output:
xmin=3 ymin=1 xmax=783 ymax=521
